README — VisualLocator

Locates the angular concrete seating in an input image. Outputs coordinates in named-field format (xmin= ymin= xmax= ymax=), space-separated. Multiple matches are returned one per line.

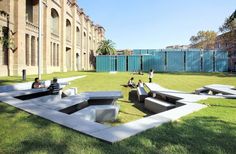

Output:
xmin=94 ymin=105 xmax=119 ymax=122
xmin=137 ymin=87 xmax=148 ymax=102
xmin=195 ymin=87 xmax=208 ymax=94
xmin=37 ymin=95 xmax=62 ymax=104
xmin=145 ymin=97 xmax=175 ymax=113
xmin=63 ymin=87 xmax=78 ymax=97
xmin=70 ymin=105 xmax=119 ymax=122
xmin=70 ymin=108 xmax=96 ymax=121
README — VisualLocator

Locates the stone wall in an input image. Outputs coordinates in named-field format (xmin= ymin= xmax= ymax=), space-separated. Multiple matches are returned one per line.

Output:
xmin=0 ymin=0 xmax=105 ymax=76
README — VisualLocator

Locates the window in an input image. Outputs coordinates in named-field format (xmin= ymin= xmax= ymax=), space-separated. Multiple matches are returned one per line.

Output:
xmin=57 ymin=44 xmax=59 ymax=66
xmin=26 ymin=0 xmax=33 ymax=22
xmin=25 ymin=34 xmax=30 ymax=66
xmin=83 ymin=32 xmax=87 ymax=49
xmin=66 ymin=19 xmax=71 ymax=41
xmin=89 ymin=36 xmax=92 ymax=49
xmin=51 ymin=9 xmax=59 ymax=35
xmin=31 ymin=36 xmax=36 ymax=66
xmin=76 ymin=27 xmax=80 ymax=46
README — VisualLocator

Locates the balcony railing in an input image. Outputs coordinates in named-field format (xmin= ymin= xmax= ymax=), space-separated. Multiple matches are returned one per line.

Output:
xmin=26 ymin=21 xmax=39 ymax=33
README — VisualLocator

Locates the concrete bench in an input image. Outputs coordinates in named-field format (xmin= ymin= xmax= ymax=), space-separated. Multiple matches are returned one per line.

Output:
xmin=145 ymin=97 xmax=175 ymax=113
xmin=63 ymin=87 xmax=78 ymax=97
xmin=137 ymin=87 xmax=148 ymax=102
xmin=70 ymin=105 xmax=119 ymax=122
xmin=195 ymin=87 xmax=208 ymax=94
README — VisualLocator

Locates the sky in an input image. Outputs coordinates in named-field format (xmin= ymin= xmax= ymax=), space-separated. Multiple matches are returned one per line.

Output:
xmin=77 ymin=0 xmax=236 ymax=49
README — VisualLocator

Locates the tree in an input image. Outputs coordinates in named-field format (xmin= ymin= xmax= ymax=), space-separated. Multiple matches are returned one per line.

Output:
xmin=219 ymin=10 xmax=236 ymax=33
xmin=96 ymin=39 xmax=116 ymax=55
xmin=190 ymin=30 xmax=217 ymax=49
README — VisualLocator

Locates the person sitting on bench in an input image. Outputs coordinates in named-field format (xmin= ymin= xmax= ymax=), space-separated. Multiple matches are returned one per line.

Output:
xmin=32 ymin=78 xmax=44 ymax=89
xmin=47 ymin=78 xmax=61 ymax=95
xmin=128 ymin=77 xmax=136 ymax=88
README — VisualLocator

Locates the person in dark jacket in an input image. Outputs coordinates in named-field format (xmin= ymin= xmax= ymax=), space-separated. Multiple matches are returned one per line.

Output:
xmin=47 ymin=78 xmax=61 ymax=95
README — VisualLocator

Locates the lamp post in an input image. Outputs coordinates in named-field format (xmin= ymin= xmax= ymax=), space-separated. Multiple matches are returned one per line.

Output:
xmin=38 ymin=0 xmax=42 ymax=79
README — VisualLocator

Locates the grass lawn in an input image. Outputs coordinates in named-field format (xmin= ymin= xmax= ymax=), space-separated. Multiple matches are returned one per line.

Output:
xmin=0 ymin=72 xmax=236 ymax=153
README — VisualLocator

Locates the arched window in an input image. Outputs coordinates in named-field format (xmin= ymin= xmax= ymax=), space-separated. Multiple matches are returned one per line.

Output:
xmin=83 ymin=32 xmax=87 ymax=49
xmin=76 ymin=27 xmax=80 ymax=46
xmin=66 ymin=19 xmax=71 ymax=41
xmin=89 ymin=36 xmax=92 ymax=49
xmin=51 ymin=9 xmax=59 ymax=35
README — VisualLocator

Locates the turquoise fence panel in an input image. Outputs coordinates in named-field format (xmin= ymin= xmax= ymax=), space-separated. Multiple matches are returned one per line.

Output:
xmin=110 ymin=56 xmax=116 ymax=71
xmin=117 ymin=56 xmax=126 ymax=71
xmin=128 ymin=55 xmax=141 ymax=72
xmin=96 ymin=56 xmax=100 ymax=72
xmin=186 ymin=51 xmax=201 ymax=72
xmin=142 ymin=55 xmax=154 ymax=72
xmin=153 ymin=49 xmax=163 ymax=56
xmin=165 ymin=48 xmax=182 ymax=52
xmin=202 ymin=51 xmax=214 ymax=72
xmin=96 ymin=56 xmax=116 ymax=72
xmin=147 ymin=49 xmax=156 ymax=55
xmin=132 ymin=49 xmax=141 ymax=55
xmin=167 ymin=51 xmax=184 ymax=72
xmin=155 ymin=51 xmax=166 ymax=72
xmin=215 ymin=51 xmax=228 ymax=72
xmin=140 ymin=49 xmax=148 ymax=55
xmin=96 ymin=56 xmax=109 ymax=72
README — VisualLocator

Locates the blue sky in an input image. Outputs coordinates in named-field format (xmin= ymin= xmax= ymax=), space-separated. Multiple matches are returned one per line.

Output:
xmin=77 ymin=0 xmax=236 ymax=49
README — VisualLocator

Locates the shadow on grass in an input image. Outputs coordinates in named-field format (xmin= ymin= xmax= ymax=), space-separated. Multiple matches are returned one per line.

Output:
xmin=18 ymin=134 xmax=69 ymax=154
xmin=0 ymin=102 xmax=20 ymax=115
xmin=121 ymin=116 xmax=236 ymax=154
xmin=128 ymin=89 xmax=153 ymax=116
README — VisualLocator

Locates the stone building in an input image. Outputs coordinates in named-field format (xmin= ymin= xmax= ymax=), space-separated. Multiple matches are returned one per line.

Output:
xmin=0 ymin=0 xmax=105 ymax=76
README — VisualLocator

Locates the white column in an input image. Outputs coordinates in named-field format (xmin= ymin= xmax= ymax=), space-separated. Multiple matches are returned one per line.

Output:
xmin=38 ymin=0 xmax=43 ymax=79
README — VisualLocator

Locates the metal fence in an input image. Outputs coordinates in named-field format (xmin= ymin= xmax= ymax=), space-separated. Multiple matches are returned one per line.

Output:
xmin=96 ymin=50 xmax=228 ymax=72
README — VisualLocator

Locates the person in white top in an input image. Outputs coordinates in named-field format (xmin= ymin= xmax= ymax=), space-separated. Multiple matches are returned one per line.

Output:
xmin=148 ymin=69 xmax=154 ymax=83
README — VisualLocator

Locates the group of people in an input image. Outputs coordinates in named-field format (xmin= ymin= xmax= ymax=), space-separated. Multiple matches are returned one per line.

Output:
xmin=31 ymin=77 xmax=61 ymax=95
xmin=127 ymin=69 xmax=154 ymax=88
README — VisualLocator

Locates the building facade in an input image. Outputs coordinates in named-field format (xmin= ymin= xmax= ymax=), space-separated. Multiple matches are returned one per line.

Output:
xmin=0 ymin=0 xmax=105 ymax=76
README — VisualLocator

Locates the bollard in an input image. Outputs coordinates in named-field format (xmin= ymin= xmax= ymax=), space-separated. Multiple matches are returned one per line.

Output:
xmin=22 ymin=69 xmax=26 ymax=81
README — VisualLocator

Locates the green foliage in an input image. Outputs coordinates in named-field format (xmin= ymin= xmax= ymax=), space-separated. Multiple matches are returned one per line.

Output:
xmin=96 ymin=39 xmax=116 ymax=55
xmin=219 ymin=10 xmax=236 ymax=33
xmin=190 ymin=30 xmax=217 ymax=49
xmin=219 ymin=17 xmax=234 ymax=33
xmin=0 ymin=72 xmax=236 ymax=153
xmin=0 ymin=27 xmax=15 ymax=50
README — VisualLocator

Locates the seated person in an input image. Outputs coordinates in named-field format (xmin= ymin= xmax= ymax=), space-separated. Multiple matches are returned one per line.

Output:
xmin=137 ymin=80 xmax=144 ymax=87
xmin=138 ymin=70 xmax=144 ymax=75
xmin=32 ymin=78 xmax=44 ymax=89
xmin=47 ymin=78 xmax=61 ymax=95
xmin=127 ymin=77 xmax=136 ymax=88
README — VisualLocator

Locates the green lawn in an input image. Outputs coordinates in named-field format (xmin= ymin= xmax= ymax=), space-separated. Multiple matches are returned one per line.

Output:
xmin=0 ymin=72 xmax=236 ymax=153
